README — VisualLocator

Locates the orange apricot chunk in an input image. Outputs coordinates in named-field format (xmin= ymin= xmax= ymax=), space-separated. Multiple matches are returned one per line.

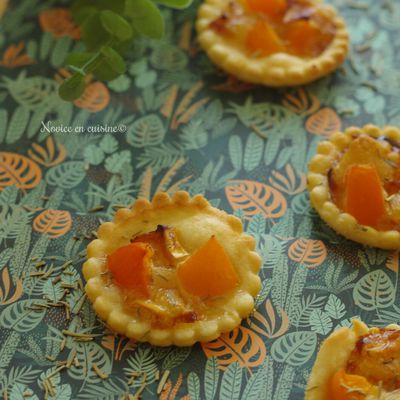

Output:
xmin=177 ymin=236 xmax=240 ymax=297
xmin=344 ymin=164 xmax=386 ymax=228
xmin=285 ymin=20 xmax=333 ymax=57
xmin=246 ymin=0 xmax=287 ymax=18
xmin=246 ymin=20 xmax=285 ymax=57
xmin=329 ymin=368 xmax=377 ymax=400
xmin=107 ymin=242 xmax=153 ymax=297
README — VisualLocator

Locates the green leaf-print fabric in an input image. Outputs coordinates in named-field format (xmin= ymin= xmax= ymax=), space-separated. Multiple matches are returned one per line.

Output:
xmin=0 ymin=0 xmax=400 ymax=399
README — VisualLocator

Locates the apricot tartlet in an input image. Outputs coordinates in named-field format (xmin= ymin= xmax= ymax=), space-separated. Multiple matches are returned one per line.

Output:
xmin=308 ymin=125 xmax=400 ymax=249
xmin=83 ymin=191 xmax=261 ymax=346
xmin=306 ymin=320 xmax=400 ymax=400
xmin=196 ymin=0 xmax=349 ymax=86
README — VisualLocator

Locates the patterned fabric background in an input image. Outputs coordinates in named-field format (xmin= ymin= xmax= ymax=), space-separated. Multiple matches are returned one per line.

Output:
xmin=0 ymin=0 xmax=400 ymax=399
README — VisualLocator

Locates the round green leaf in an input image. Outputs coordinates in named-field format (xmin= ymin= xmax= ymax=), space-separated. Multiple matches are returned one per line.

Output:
xmin=127 ymin=114 xmax=165 ymax=147
xmin=101 ymin=46 xmax=126 ymax=74
xmin=58 ymin=74 xmax=86 ymax=101
xmin=125 ymin=0 xmax=165 ymax=39
xmin=81 ymin=13 xmax=111 ymax=51
xmin=100 ymin=10 xmax=133 ymax=41
xmin=66 ymin=52 xmax=96 ymax=69
xmin=156 ymin=0 xmax=193 ymax=8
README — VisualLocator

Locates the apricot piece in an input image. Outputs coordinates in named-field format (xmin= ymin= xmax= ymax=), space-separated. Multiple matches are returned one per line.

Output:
xmin=107 ymin=242 xmax=153 ymax=297
xmin=344 ymin=164 xmax=386 ymax=228
xmin=329 ymin=368 xmax=377 ymax=400
xmin=246 ymin=0 xmax=287 ymax=18
xmin=246 ymin=20 xmax=285 ymax=56
xmin=177 ymin=236 xmax=239 ymax=297
xmin=285 ymin=20 xmax=333 ymax=57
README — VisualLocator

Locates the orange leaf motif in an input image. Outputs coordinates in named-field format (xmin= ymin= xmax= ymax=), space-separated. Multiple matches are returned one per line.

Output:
xmin=33 ymin=209 xmax=72 ymax=239
xmin=247 ymin=299 xmax=289 ymax=338
xmin=225 ymin=180 xmax=287 ymax=220
xmin=28 ymin=136 xmax=66 ymax=167
xmin=0 ymin=42 xmax=34 ymax=68
xmin=0 ymin=152 xmax=42 ymax=191
xmin=38 ymin=8 xmax=80 ymax=39
xmin=282 ymin=88 xmax=320 ymax=116
xmin=386 ymin=251 xmax=399 ymax=273
xmin=305 ymin=107 xmax=342 ymax=137
xmin=0 ymin=267 xmax=23 ymax=305
xmin=160 ymin=372 xmax=184 ymax=400
xmin=201 ymin=326 xmax=266 ymax=370
xmin=74 ymin=82 xmax=110 ymax=113
xmin=288 ymin=238 xmax=327 ymax=268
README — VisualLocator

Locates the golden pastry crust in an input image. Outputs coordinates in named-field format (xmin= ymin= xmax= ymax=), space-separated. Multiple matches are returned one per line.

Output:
xmin=83 ymin=191 xmax=261 ymax=346
xmin=196 ymin=0 xmax=349 ymax=86
xmin=308 ymin=125 xmax=400 ymax=249
xmin=305 ymin=320 xmax=400 ymax=400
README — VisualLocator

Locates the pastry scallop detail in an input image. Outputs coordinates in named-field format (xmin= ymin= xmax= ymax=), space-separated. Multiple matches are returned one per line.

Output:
xmin=308 ymin=125 xmax=400 ymax=249
xmin=83 ymin=191 xmax=262 ymax=346
xmin=306 ymin=319 xmax=400 ymax=400
xmin=196 ymin=0 xmax=349 ymax=86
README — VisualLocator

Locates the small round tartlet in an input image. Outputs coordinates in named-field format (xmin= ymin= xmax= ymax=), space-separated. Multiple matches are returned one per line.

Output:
xmin=83 ymin=191 xmax=261 ymax=346
xmin=308 ymin=125 xmax=400 ymax=249
xmin=196 ymin=0 xmax=349 ymax=86
xmin=306 ymin=319 xmax=400 ymax=400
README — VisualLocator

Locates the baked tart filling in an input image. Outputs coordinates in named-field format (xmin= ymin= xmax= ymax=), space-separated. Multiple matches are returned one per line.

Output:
xmin=83 ymin=191 xmax=261 ymax=346
xmin=308 ymin=125 xmax=400 ymax=249
xmin=306 ymin=320 xmax=400 ymax=400
xmin=197 ymin=0 xmax=349 ymax=86
xmin=210 ymin=0 xmax=336 ymax=59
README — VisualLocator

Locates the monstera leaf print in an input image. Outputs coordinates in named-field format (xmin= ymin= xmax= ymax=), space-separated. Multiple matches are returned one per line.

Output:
xmin=0 ymin=152 xmax=42 ymax=190
xmin=353 ymin=270 xmax=395 ymax=311
xmin=32 ymin=209 xmax=72 ymax=238
xmin=288 ymin=239 xmax=327 ymax=268
xmin=305 ymin=107 xmax=342 ymax=137
xmin=271 ymin=331 xmax=317 ymax=366
xmin=225 ymin=180 xmax=287 ymax=220
xmin=201 ymin=326 xmax=266 ymax=370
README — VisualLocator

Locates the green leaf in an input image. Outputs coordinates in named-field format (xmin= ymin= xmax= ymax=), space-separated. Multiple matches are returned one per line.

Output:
xmin=105 ymin=150 xmax=131 ymax=174
xmin=271 ymin=331 xmax=317 ymax=366
xmin=309 ymin=309 xmax=333 ymax=335
xmin=107 ymin=74 xmax=131 ymax=92
xmin=81 ymin=13 xmax=111 ymax=51
xmin=59 ymin=74 xmax=86 ymax=101
xmin=247 ymin=214 xmax=266 ymax=237
xmin=0 ymin=300 xmax=46 ymax=332
xmin=244 ymin=133 xmax=264 ymax=172
xmin=96 ymin=46 xmax=126 ymax=78
xmin=84 ymin=144 xmax=105 ymax=166
xmin=66 ymin=52 xmax=95 ymax=69
xmin=127 ymin=114 xmax=165 ymax=148
xmin=6 ymin=106 xmax=29 ymax=144
xmin=124 ymin=347 xmax=158 ymax=387
xmin=100 ymin=10 xmax=133 ymax=41
xmin=51 ymin=36 xmax=73 ymax=68
xmin=125 ymin=0 xmax=164 ymax=39
xmin=68 ymin=342 xmax=112 ymax=383
xmin=156 ymin=0 xmax=193 ymax=8
xmin=324 ymin=294 xmax=346 ymax=320
xmin=46 ymin=161 xmax=86 ymax=189
xmin=241 ymin=364 xmax=267 ymax=400
xmin=353 ymin=270 xmax=395 ymax=310
xmin=150 ymin=44 xmax=188 ymax=71
xmin=43 ymin=280 xmax=64 ymax=303
xmin=220 ymin=362 xmax=242 ymax=400
xmin=204 ymin=357 xmax=219 ymax=400
xmin=100 ymin=134 xmax=119 ymax=154
xmin=229 ymin=135 xmax=243 ymax=170
xmin=161 ymin=347 xmax=191 ymax=371
xmin=187 ymin=372 xmax=200 ymax=400
xmin=9 ymin=383 xmax=40 ymax=400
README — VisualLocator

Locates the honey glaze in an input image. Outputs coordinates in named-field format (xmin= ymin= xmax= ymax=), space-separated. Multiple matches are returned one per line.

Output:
xmin=209 ymin=0 xmax=336 ymax=58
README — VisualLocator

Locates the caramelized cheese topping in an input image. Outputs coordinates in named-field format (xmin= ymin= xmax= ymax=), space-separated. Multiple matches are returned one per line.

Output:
xmin=346 ymin=329 xmax=400 ymax=392
xmin=329 ymin=134 xmax=400 ymax=231
xmin=107 ymin=226 xmax=240 ymax=328
xmin=209 ymin=0 xmax=336 ymax=58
